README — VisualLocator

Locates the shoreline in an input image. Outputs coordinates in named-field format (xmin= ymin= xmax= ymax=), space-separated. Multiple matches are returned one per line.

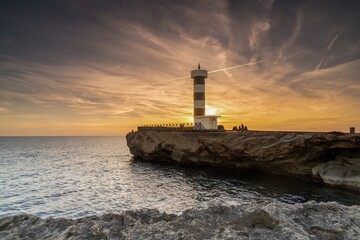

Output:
xmin=1 ymin=200 xmax=359 ymax=239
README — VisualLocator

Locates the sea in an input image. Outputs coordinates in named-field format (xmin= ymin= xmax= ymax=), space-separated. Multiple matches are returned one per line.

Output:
xmin=0 ymin=136 xmax=359 ymax=219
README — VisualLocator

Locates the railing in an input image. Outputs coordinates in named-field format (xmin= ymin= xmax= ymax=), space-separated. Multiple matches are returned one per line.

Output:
xmin=140 ymin=123 xmax=194 ymax=128
xmin=137 ymin=123 xmax=225 ymax=132
xmin=138 ymin=123 xmax=193 ymax=132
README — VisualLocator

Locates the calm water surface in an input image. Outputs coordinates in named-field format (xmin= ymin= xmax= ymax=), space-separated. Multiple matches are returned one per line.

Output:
xmin=0 ymin=136 xmax=359 ymax=219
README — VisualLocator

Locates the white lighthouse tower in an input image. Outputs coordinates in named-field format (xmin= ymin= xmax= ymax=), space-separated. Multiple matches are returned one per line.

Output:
xmin=191 ymin=64 xmax=219 ymax=130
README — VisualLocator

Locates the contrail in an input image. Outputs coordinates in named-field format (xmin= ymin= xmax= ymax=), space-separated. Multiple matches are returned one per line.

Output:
xmin=308 ymin=34 xmax=340 ymax=79
xmin=327 ymin=34 xmax=339 ymax=51
xmin=154 ymin=61 xmax=261 ymax=84
xmin=314 ymin=58 xmax=325 ymax=72
xmin=208 ymin=61 xmax=260 ymax=73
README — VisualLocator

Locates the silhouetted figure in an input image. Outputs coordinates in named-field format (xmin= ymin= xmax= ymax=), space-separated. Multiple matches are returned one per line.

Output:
xmin=233 ymin=126 xmax=237 ymax=131
xmin=245 ymin=126 xmax=248 ymax=131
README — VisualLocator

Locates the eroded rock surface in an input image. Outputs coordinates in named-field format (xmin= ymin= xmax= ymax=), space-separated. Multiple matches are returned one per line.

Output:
xmin=312 ymin=158 xmax=360 ymax=190
xmin=1 ymin=201 xmax=359 ymax=239
xmin=126 ymin=131 xmax=360 ymax=190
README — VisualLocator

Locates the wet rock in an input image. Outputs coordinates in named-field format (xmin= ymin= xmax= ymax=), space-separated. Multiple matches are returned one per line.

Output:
xmin=1 ymin=201 xmax=359 ymax=239
xmin=126 ymin=131 xmax=360 ymax=190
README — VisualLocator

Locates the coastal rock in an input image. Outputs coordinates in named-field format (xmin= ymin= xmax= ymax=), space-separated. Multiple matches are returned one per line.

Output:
xmin=126 ymin=131 xmax=360 ymax=190
xmin=312 ymin=158 xmax=360 ymax=190
xmin=1 ymin=201 xmax=359 ymax=239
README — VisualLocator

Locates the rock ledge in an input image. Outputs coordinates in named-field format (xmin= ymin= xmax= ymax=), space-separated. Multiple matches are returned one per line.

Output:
xmin=126 ymin=131 xmax=360 ymax=190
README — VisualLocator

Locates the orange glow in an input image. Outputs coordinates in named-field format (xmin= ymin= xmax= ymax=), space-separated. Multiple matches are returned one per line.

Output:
xmin=1 ymin=62 xmax=359 ymax=136
xmin=1 ymin=1 xmax=359 ymax=136
xmin=206 ymin=105 xmax=218 ymax=115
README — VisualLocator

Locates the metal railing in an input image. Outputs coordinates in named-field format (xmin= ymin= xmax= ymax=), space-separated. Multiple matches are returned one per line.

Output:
xmin=138 ymin=123 xmax=193 ymax=132
xmin=137 ymin=123 xmax=225 ymax=132
xmin=139 ymin=123 xmax=194 ymax=128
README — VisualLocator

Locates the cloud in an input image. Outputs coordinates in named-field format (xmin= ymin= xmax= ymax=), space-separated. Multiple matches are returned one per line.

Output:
xmin=273 ymin=9 xmax=302 ymax=65
xmin=0 ymin=0 xmax=360 ymax=135
xmin=0 ymin=107 xmax=7 ymax=113
xmin=249 ymin=20 xmax=271 ymax=50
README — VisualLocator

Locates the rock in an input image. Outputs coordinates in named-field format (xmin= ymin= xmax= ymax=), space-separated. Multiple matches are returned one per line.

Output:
xmin=126 ymin=131 xmax=360 ymax=190
xmin=312 ymin=158 xmax=360 ymax=190
xmin=1 ymin=201 xmax=359 ymax=239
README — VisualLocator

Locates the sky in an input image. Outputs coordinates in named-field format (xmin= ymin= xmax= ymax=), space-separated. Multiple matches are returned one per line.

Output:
xmin=0 ymin=0 xmax=359 ymax=136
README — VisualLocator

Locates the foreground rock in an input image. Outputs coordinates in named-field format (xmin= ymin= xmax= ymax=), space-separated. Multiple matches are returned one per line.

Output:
xmin=1 ymin=201 xmax=359 ymax=239
xmin=126 ymin=131 xmax=360 ymax=190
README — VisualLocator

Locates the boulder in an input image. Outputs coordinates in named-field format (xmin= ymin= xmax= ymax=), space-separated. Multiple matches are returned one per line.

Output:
xmin=312 ymin=158 xmax=360 ymax=190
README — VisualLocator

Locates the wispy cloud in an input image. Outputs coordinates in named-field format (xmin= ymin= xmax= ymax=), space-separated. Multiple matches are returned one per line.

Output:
xmin=274 ymin=9 xmax=303 ymax=65
xmin=0 ymin=0 xmax=359 ymax=135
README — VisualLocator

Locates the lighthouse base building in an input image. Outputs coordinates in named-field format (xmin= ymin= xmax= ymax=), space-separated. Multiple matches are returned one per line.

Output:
xmin=191 ymin=64 xmax=220 ymax=130
xmin=194 ymin=115 xmax=219 ymax=130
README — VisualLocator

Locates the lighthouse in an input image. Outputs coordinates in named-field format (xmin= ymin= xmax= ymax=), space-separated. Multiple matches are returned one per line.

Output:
xmin=191 ymin=64 xmax=219 ymax=130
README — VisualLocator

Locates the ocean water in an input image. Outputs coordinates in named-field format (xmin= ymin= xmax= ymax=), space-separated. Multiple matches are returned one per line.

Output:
xmin=0 ymin=136 xmax=359 ymax=219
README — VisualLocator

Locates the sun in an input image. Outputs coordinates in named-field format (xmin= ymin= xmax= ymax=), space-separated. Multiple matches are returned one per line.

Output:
xmin=206 ymin=105 xmax=218 ymax=115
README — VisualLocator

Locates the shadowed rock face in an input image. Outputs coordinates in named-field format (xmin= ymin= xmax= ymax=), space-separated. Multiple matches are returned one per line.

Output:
xmin=1 ymin=201 xmax=359 ymax=239
xmin=126 ymin=131 xmax=360 ymax=190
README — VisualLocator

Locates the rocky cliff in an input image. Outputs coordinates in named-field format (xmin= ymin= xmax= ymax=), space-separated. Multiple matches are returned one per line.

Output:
xmin=126 ymin=131 xmax=360 ymax=190
xmin=1 ymin=200 xmax=359 ymax=239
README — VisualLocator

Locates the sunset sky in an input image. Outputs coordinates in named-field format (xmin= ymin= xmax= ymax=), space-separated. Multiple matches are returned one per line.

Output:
xmin=1 ymin=0 xmax=359 ymax=136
